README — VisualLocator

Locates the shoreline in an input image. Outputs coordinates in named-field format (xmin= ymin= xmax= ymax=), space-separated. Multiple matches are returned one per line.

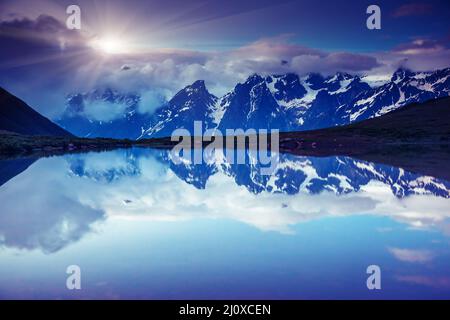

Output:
xmin=1 ymin=132 xmax=449 ymax=182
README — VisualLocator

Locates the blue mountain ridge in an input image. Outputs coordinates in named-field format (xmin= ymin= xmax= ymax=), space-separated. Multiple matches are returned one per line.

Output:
xmin=66 ymin=148 xmax=450 ymax=199
xmin=57 ymin=88 xmax=150 ymax=138
xmin=57 ymin=67 xmax=450 ymax=139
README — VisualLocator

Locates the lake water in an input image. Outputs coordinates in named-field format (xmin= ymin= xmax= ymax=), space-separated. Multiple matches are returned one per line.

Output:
xmin=0 ymin=147 xmax=450 ymax=299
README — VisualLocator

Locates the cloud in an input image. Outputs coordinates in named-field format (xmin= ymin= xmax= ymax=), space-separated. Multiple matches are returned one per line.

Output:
xmin=19 ymin=151 xmax=450 ymax=234
xmin=139 ymin=90 xmax=167 ymax=114
xmin=392 ymin=39 xmax=446 ymax=55
xmin=83 ymin=100 xmax=128 ymax=122
xmin=83 ymin=35 xmax=381 ymax=100
xmin=0 ymin=158 xmax=105 ymax=253
xmin=0 ymin=16 xmax=380 ymax=86
xmin=0 ymin=14 xmax=447 ymax=120
xmin=0 ymin=14 xmax=86 ymax=52
xmin=2 ymin=149 xmax=450 ymax=253
xmin=395 ymin=275 xmax=450 ymax=288
xmin=291 ymin=52 xmax=379 ymax=74
xmin=368 ymin=38 xmax=450 ymax=76
xmin=392 ymin=3 xmax=433 ymax=17
xmin=388 ymin=247 xmax=435 ymax=263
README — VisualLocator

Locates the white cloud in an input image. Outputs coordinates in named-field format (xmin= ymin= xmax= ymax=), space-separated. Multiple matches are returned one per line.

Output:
xmin=138 ymin=90 xmax=167 ymax=114
xmin=388 ymin=247 xmax=435 ymax=263
xmin=2 ymin=150 xmax=450 ymax=253
xmin=395 ymin=275 xmax=450 ymax=288
xmin=83 ymin=100 xmax=128 ymax=122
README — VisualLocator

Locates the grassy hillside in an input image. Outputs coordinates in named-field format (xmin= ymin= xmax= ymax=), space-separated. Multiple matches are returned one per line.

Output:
xmin=278 ymin=97 xmax=450 ymax=180
xmin=0 ymin=131 xmax=173 ymax=158
xmin=279 ymin=96 xmax=450 ymax=151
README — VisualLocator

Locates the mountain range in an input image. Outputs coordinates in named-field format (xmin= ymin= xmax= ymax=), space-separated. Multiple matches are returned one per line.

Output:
xmin=53 ymin=68 xmax=450 ymax=139
xmin=65 ymin=148 xmax=450 ymax=199
xmin=141 ymin=67 xmax=449 ymax=138
xmin=1 ymin=67 xmax=449 ymax=140
xmin=57 ymin=88 xmax=150 ymax=139
xmin=57 ymin=67 xmax=449 ymax=139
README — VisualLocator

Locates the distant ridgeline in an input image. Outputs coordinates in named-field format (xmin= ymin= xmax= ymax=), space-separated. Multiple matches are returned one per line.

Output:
xmin=65 ymin=148 xmax=450 ymax=199
xmin=56 ymin=67 xmax=450 ymax=139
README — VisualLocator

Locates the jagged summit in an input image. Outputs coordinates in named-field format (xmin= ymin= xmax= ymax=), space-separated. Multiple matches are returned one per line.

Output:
xmin=391 ymin=67 xmax=414 ymax=82
xmin=58 ymin=67 xmax=450 ymax=139
xmin=139 ymin=79 xmax=218 ymax=138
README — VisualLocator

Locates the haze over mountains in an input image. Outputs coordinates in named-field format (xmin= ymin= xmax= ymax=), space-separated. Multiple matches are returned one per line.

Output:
xmin=1 ymin=67 xmax=448 ymax=141
xmin=57 ymin=67 xmax=450 ymax=139
xmin=57 ymin=89 xmax=150 ymax=139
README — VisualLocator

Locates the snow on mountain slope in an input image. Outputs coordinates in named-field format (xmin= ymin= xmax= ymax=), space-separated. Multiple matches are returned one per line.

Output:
xmin=73 ymin=148 xmax=450 ymax=199
xmin=140 ymin=80 xmax=218 ymax=139
xmin=347 ymin=68 xmax=450 ymax=122
xmin=62 ymin=67 xmax=450 ymax=139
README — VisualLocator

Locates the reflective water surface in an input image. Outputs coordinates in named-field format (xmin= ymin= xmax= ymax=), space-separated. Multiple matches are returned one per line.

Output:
xmin=0 ymin=147 xmax=450 ymax=299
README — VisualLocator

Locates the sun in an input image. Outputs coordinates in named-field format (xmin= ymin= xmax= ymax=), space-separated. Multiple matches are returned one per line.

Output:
xmin=91 ymin=36 xmax=127 ymax=54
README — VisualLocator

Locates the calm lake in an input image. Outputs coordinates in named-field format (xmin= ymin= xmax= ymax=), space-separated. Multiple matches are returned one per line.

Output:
xmin=0 ymin=147 xmax=449 ymax=299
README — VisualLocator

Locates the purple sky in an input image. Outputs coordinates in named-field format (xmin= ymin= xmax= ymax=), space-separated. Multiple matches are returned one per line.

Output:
xmin=0 ymin=0 xmax=449 ymax=117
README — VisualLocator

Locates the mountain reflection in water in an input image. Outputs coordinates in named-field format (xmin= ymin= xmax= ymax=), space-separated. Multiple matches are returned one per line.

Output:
xmin=0 ymin=147 xmax=449 ymax=299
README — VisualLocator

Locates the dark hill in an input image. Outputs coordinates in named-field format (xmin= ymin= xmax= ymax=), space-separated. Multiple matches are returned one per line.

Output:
xmin=279 ymin=97 xmax=450 ymax=180
xmin=280 ymin=96 xmax=450 ymax=148
xmin=0 ymin=87 xmax=72 ymax=137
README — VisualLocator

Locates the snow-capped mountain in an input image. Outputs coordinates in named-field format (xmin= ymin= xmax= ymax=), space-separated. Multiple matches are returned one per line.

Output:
xmin=58 ymin=67 xmax=449 ymax=139
xmin=65 ymin=148 xmax=450 ymax=199
xmin=141 ymin=80 xmax=218 ymax=138
xmin=344 ymin=68 xmax=450 ymax=122
xmin=67 ymin=150 xmax=141 ymax=183
xmin=140 ymin=67 xmax=450 ymax=138
xmin=163 ymin=150 xmax=450 ymax=199
xmin=216 ymin=74 xmax=290 ymax=132
xmin=57 ymin=88 xmax=151 ymax=139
